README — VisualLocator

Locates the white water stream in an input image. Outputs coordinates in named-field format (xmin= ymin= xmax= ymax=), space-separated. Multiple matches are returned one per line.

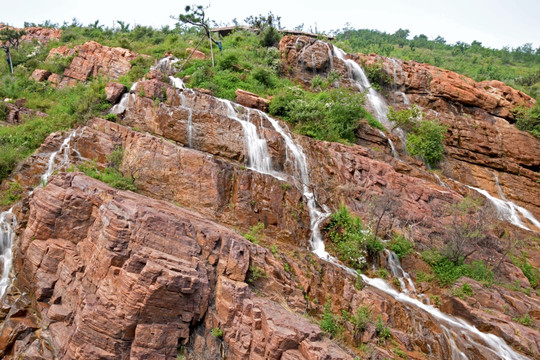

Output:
xmin=1 ymin=129 xmax=81 ymax=301
xmin=0 ymin=208 xmax=16 ymax=299
xmin=155 ymin=64 xmax=533 ymax=357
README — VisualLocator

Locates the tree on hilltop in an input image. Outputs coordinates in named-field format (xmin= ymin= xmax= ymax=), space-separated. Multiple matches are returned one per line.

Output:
xmin=0 ymin=27 xmax=26 ymax=74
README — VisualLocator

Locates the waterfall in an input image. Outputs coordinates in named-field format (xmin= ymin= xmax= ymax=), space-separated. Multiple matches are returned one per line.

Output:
xmin=0 ymin=208 xmax=16 ymax=299
xmin=377 ymin=130 xmax=399 ymax=159
xmin=110 ymin=82 xmax=137 ymax=115
xmin=464 ymin=183 xmax=540 ymax=232
xmin=1 ymin=129 xmax=81 ymax=300
xmin=361 ymin=275 xmax=529 ymax=360
xmin=384 ymin=249 xmax=416 ymax=294
xmin=332 ymin=47 xmax=391 ymax=130
xmin=41 ymin=130 xmax=80 ymax=185
xmin=332 ymin=47 xmax=409 ymax=149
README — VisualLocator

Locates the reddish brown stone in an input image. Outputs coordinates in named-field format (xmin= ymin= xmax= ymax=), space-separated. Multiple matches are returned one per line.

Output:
xmin=30 ymin=69 xmax=51 ymax=82
xmin=105 ymin=82 xmax=127 ymax=103
xmin=235 ymin=89 xmax=270 ymax=112
xmin=186 ymin=47 xmax=206 ymax=60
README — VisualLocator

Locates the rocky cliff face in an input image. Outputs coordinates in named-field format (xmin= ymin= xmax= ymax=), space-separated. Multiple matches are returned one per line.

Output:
xmin=1 ymin=38 xmax=540 ymax=359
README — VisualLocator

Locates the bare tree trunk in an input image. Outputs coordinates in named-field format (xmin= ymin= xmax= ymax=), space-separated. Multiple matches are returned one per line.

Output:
xmin=209 ymin=37 xmax=214 ymax=67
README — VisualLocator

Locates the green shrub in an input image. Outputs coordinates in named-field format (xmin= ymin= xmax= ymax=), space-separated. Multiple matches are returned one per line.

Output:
xmin=513 ymin=314 xmax=533 ymax=327
xmin=389 ymin=234 xmax=414 ymax=258
xmin=514 ymin=103 xmax=540 ymax=138
xmin=375 ymin=316 xmax=391 ymax=341
xmin=325 ymin=204 xmax=368 ymax=269
xmin=364 ymin=61 xmax=392 ymax=91
xmin=388 ymin=105 xmax=446 ymax=167
xmin=422 ymin=250 xmax=493 ymax=287
xmin=270 ymin=87 xmax=371 ymax=143
xmin=452 ymin=283 xmax=474 ymax=299
xmin=352 ymin=306 xmax=372 ymax=333
xmin=211 ymin=327 xmax=224 ymax=338
xmin=247 ymin=265 xmax=267 ymax=283
xmin=320 ymin=298 xmax=341 ymax=337
xmin=0 ymin=181 xmax=23 ymax=206
xmin=511 ymin=252 xmax=539 ymax=288
xmin=243 ymin=222 xmax=265 ymax=244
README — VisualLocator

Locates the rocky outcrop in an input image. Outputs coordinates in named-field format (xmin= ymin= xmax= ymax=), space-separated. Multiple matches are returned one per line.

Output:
xmin=29 ymin=69 xmax=51 ymax=82
xmin=63 ymin=41 xmax=138 ymax=82
xmin=104 ymin=82 xmax=126 ymax=103
xmin=0 ymin=24 xmax=61 ymax=44
xmin=45 ymin=41 xmax=138 ymax=87
xmin=360 ymin=53 xmax=535 ymax=121
xmin=279 ymin=35 xmax=540 ymax=223
xmin=1 ymin=171 xmax=354 ymax=359
xmin=3 ymin=100 xmax=47 ymax=125
xmin=186 ymin=47 xmax=206 ymax=60
xmin=235 ymin=89 xmax=270 ymax=112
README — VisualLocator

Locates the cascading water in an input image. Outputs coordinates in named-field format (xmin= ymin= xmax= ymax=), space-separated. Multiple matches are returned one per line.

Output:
xmin=41 ymin=130 xmax=80 ymax=185
xmin=220 ymin=100 xmax=273 ymax=174
xmin=384 ymin=249 xmax=416 ymax=294
xmin=158 ymin=66 xmax=531 ymax=359
xmin=1 ymin=129 xmax=81 ymax=301
xmin=331 ymin=47 xmax=409 ymax=153
xmin=377 ymin=130 xmax=399 ymax=159
xmin=0 ymin=208 xmax=16 ymax=299
xmin=464 ymin=182 xmax=540 ymax=232
xmin=333 ymin=47 xmax=392 ymax=130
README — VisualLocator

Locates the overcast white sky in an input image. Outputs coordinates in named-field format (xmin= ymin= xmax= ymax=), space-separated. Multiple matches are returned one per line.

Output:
xmin=3 ymin=0 xmax=539 ymax=49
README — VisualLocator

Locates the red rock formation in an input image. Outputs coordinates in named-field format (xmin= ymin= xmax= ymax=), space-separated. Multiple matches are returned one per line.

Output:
xmin=29 ymin=69 xmax=51 ymax=82
xmin=53 ymin=41 xmax=138 ymax=85
xmin=235 ymin=89 xmax=270 ymax=112
xmin=104 ymin=82 xmax=126 ymax=103
xmin=360 ymin=53 xmax=535 ymax=121
xmin=186 ymin=47 xmax=206 ymax=60
xmin=0 ymin=24 xmax=61 ymax=44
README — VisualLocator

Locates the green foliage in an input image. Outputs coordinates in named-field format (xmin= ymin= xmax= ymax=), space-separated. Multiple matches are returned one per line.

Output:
xmin=243 ymin=222 xmax=265 ymax=244
xmin=388 ymin=105 xmax=446 ymax=167
xmin=376 ymin=269 xmax=390 ymax=279
xmin=41 ymin=54 xmax=74 ymax=75
xmin=279 ymin=182 xmax=292 ymax=191
xmin=77 ymin=160 xmax=137 ymax=191
xmin=335 ymin=28 xmax=540 ymax=97
xmin=422 ymin=250 xmax=494 ymax=287
xmin=451 ymin=283 xmax=474 ymax=299
xmin=270 ymin=86 xmax=370 ymax=143
xmin=211 ymin=327 xmax=224 ymax=338
xmin=0 ymin=76 xmax=107 ymax=183
xmin=389 ymin=234 xmax=414 ymax=259
xmin=514 ymin=103 xmax=540 ymax=138
xmin=511 ymin=252 xmax=539 ymax=288
xmin=364 ymin=61 xmax=392 ymax=91
xmin=320 ymin=298 xmax=341 ymax=337
xmin=351 ymin=306 xmax=372 ymax=333
xmin=407 ymin=120 xmax=446 ymax=167
xmin=375 ymin=316 xmax=391 ymax=341
xmin=325 ymin=204 xmax=368 ymax=269
xmin=0 ymin=181 xmax=23 ymax=206
xmin=247 ymin=265 xmax=267 ymax=283
xmin=513 ymin=314 xmax=533 ymax=327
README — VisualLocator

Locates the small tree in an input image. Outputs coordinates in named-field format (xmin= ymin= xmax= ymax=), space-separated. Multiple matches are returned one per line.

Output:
xmin=171 ymin=5 xmax=220 ymax=66
xmin=0 ymin=27 xmax=26 ymax=73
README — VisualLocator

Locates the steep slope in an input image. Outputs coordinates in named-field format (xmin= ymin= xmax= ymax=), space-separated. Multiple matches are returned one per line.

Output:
xmin=0 ymin=37 xmax=539 ymax=359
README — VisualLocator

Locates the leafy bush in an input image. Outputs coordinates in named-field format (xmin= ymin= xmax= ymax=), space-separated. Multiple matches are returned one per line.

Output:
xmin=270 ymin=87 xmax=371 ymax=143
xmin=211 ymin=327 xmax=224 ymax=338
xmin=514 ymin=103 xmax=540 ymax=138
xmin=388 ymin=105 xmax=446 ymax=167
xmin=451 ymin=283 xmax=474 ymax=299
xmin=513 ymin=314 xmax=533 ymax=327
xmin=0 ymin=181 xmax=23 ymax=206
xmin=511 ymin=252 xmax=539 ymax=288
xmin=77 ymin=160 xmax=137 ymax=191
xmin=389 ymin=234 xmax=414 ymax=258
xmin=243 ymin=222 xmax=265 ymax=244
xmin=320 ymin=298 xmax=341 ymax=337
xmin=351 ymin=306 xmax=372 ymax=333
xmin=325 ymin=204 xmax=368 ymax=269
xmin=375 ymin=316 xmax=391 ymax=341
xmin=364 ymin=61 xmax=392 ymax=91
xmin=422 ymin=250 xmax=493 ymax=286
